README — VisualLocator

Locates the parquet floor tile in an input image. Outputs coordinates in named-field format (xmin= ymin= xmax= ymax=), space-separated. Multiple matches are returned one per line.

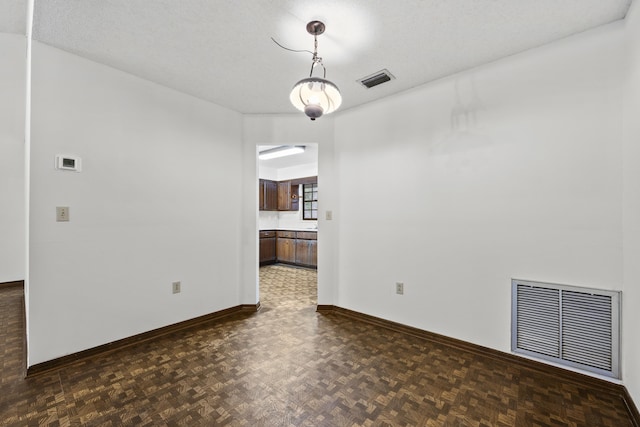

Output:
xmin=0 ymin=266 xmax=634 ymax=426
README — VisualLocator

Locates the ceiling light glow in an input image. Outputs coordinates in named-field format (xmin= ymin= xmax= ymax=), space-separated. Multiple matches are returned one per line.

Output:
xmin=259 ymin=145 xmax=306 ymax=160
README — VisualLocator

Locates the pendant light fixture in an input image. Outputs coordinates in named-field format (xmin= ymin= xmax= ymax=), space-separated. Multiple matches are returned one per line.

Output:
xmin=289 ymin=21 xmax=342 ymax=121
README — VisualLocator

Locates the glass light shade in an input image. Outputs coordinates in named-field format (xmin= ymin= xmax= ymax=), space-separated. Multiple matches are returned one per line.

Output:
xmin=290 ymin=77 xmax=342 ymax=120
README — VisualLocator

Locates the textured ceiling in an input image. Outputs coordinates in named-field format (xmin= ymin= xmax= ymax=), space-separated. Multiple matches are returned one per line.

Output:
xmin=12 ymin=1 xmax=636 ymax=114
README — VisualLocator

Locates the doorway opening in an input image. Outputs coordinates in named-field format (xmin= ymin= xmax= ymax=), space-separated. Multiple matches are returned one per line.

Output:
xmin=257 ymin=144 xmax=318 ymax=310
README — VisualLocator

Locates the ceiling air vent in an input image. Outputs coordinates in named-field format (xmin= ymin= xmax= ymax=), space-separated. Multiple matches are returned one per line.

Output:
xmin=357 ymin=69 xmax=395 ymax=89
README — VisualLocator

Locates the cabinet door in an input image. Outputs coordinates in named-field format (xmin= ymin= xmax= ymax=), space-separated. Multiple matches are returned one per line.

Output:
xmin=259 ymin=180 xmax=278 ymax=211
xmin=290 ymin=184 xmax=299 ymax=212
xmin=295 ymin=239 xmax=307 ymax=265
xmin=276 ymin=238 xmax=296 ymax=263
xmin=277 ymin=181 xmax=291 ymax=211
xmin=266 ymin=180 xmax=278 ymax=210
xmin=295 ymin=239 xmax=317 ymax=267
xmin=308 ymin=239 xmax=317 ymax=267
xmin=259 ymin=237 xmax=276 ymax=264
xmin=259 ymin=180 xmax=266 ymax=211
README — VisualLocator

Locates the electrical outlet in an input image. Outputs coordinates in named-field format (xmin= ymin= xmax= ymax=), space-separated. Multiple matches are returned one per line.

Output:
xmin=395 ymin=282 xmax=404 ymax=295
xmin=56 ymin=206 xmax=70 ymax=222
xmin=172 ymin=281 xmax=181 ymax=294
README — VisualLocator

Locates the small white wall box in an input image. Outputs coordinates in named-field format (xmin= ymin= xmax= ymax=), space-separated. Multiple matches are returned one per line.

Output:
xmin=55 ymin=155 xmax=82 ymax=172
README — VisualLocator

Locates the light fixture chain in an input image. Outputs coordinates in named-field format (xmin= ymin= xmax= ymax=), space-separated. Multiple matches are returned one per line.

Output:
xmin=309 ymin=34 xmax=326 ymax=78
xmin=314 ymin=34 xmax=318 ymax=59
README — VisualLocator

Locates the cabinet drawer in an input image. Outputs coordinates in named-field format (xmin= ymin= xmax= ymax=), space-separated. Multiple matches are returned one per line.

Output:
xmin=277 ymin=231 xmax=296 ymax=238
xmin=259 ymin=230 xmax=276 ymax=238
xmin=296 ymin=231 xmax=317 ymax=240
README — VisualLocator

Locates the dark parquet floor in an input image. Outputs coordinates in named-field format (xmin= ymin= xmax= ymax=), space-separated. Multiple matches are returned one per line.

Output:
xmin=0 ymin=266 xmax=634 ymax=426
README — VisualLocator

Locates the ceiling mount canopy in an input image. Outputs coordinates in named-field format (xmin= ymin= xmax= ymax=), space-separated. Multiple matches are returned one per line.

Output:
xmin=289 ymin=20 xmax=342 ymax=121
xmin=306 ymin=20 xmax=325 ymax=36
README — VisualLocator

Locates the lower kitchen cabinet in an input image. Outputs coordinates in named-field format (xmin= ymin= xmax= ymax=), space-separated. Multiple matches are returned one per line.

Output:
xmin=259 ymin=231 xmax=276 ymax=265
xmin=294 ymin=231 xmax=317 ymax=268
xmin=260 ymin=230 xmax=317 ymax=269
xmin=295 ymin=238 xmax=317 ymax=267
xmin=274 ymin=230 xmax=317 ymax=268
xmin=276 ymin=231 xmax=296 ymax=264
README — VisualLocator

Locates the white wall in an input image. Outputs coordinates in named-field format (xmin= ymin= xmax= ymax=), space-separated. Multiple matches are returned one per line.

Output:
xmin=276 ymin=162 xmax=318 ymax=181
xmin=334 ymin=22 xmax=625 ymax=354
xmin=242 ymin=115 xmax=336 ymax=305
xmin=258 ymin=165 xmax=278 ymax=181
xmin=28 ymin=43 xmax=243 ymax=365
xmin=0 ymin=33 xmax=26 ymax=283
xmin=623 ymin=1 xmax=640 ymax=404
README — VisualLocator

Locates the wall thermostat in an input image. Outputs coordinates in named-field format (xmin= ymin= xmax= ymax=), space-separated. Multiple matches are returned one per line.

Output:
xmin=55 ymin=155 xmax=82 ymax=172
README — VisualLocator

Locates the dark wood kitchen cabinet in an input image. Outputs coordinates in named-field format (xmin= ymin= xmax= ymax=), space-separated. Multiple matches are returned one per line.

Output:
xmin=277 ymin=181 xmax=299 ymax=212
xmin=290 ymin=184 xmax=299 ymax=211
xmin=277 ymin=181 xmax=291 ymax=211
xmin=259 ymin=230 xmax=276 ymax=265
xmin=276 ymin=231 xmax=296 ymax=264
xmin=259 ymin=179 xmax=278 ymax=211
xmin=260 ymin=179 xmax=299 ymax=212
xmin=259 ymin=230 xmax=317 ymax=269
xmin=295 ymin=232 xmax=317 ymax=268
xmin=273 ymin=230 xmax=316 ymax=268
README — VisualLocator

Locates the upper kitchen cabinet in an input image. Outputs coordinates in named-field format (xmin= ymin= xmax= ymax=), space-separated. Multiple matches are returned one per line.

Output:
xmin=260 ymin=177 xmax=315 ymax=212
xmin=277 ymin=181 xmax=291 ymax=210
xmin=259 ymin=179 xmax=278 ymax=211
xmin=277 ymin=181 xmax=299 ymax=212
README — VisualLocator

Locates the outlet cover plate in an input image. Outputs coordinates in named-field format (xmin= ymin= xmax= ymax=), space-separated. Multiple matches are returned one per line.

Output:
xmin=56 ymin=206 xmax=70 ymax=222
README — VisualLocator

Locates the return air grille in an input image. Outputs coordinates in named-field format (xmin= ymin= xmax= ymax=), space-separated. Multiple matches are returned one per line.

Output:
xmin=357 ymin=69 xmax=395 ymax=89
xmin=511 ymin=279 xmax=620 ymax=378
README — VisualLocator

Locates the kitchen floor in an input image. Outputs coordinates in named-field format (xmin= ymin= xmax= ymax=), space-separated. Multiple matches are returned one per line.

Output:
xmin=0 ymin=269 xmax=634 ymax=426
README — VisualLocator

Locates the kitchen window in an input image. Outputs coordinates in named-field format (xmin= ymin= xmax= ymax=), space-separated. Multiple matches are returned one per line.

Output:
xmin=302 ymin=183 xmax=318 ymax=220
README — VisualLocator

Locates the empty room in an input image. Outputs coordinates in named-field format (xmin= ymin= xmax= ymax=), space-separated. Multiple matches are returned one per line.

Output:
xmin=1 ymin=1 xmax=640 ymax=425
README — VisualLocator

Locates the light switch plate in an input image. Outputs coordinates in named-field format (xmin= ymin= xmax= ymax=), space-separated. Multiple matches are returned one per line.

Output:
xmin=56 ymin=206 xmax=69 ymax=222
xmin=325 ymin=210 xmax=333 ymax=220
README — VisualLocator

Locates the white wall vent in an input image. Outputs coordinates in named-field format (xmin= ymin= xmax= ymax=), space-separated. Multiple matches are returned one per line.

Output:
xmin=511 ymin=279 xmax=620 ymax=379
